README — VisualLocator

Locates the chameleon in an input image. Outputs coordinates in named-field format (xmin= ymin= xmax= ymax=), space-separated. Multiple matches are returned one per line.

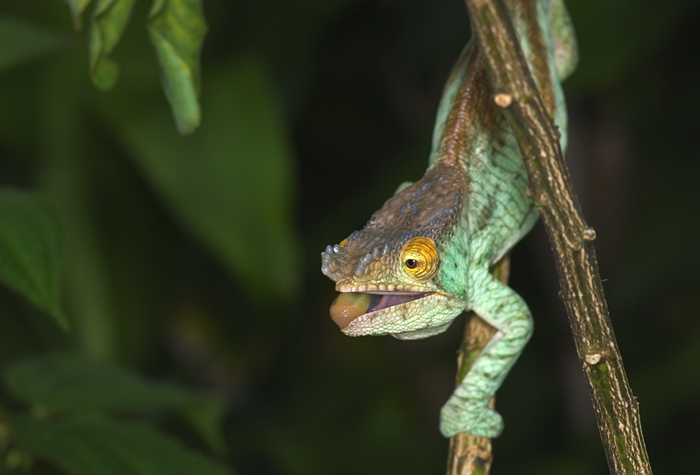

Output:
xmin=321 ymin=0 xmax=577 ymax=438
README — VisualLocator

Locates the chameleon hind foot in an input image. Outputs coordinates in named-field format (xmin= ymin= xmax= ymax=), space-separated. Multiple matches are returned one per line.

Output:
xmin=439 ymin=403 xmax=504 ymax=438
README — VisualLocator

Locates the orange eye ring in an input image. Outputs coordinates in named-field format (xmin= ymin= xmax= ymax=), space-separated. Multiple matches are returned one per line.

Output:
xmin=400 ymin=236 xmax=439 ymax=281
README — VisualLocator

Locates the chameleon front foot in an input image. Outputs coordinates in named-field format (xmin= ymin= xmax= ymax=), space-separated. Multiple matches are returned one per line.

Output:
xmin=439 ymin=403 xmax=504 ymax=438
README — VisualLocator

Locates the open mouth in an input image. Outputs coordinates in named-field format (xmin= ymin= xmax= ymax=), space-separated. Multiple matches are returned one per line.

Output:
xmin=329 ymin=291 xmax=431 ymax=329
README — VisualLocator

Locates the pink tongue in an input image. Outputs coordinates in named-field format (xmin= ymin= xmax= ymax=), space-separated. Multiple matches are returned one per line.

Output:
xmin=372 ymin=294 xmax=420 ymax=312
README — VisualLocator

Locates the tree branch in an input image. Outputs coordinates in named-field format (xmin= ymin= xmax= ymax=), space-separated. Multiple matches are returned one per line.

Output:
xmin=458 ymin=0 xmax=653 ymax=473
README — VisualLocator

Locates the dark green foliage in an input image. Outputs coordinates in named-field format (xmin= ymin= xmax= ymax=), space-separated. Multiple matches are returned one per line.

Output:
xmin=2 ymin=355 xmax=229 ymax=472
xmin=86 ymin=0 xmax=206 ymax=133
xmin=0 ymin=17 xmax=68 ymax=72
xmin=0 ymin=0 xmax=698 ymax=473
xmin=0 ymin=190 xmax=67 ymax=329
xmin=148 ymin=0 xmax=208 ymax=134
xmin=89 ymin=0 xmax=137 ymax=91
xmin=64 ymin=0 xmax=93 ymax=30
xmin=4 ymin=355 xmax=195 ymax=413
xmin=15 ymin=416 xmax=233 ymax=475
xmin=104 ymin=55 xmax=298 ymax=301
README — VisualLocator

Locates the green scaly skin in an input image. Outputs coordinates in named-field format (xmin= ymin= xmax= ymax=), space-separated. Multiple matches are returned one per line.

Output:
xmin=321 ymin=0 xmax=577 ymax=438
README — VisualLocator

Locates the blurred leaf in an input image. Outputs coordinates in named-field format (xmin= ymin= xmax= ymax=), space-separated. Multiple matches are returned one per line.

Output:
xmin=180 ymin=398 xmax=228 ymax=456
xmin=148 ymin=0 xmax=207 ymax=135
xmin=15 ymin=415 xmax=234 ymax=475
xmin=3 ymin=354 xmax=197 ymax=413
xmin=105 ymin=55 xmax=300 ymax=301
xmin=0 ymin=16 xmax=68 ymax=72
xmin=64 ymin=0 xmax=93 ymax=30
xmin=38 ymin=52 xmax=118 ymax=358
xmin=89 ymin=0 xmax=137 ymax=90
xmin=0 ymin=188 xmax=67 ymax=329
xmin=4 ymin=355 xmax=229 ymax=451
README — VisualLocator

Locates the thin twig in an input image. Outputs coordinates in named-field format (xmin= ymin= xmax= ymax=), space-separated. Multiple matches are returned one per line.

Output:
xmin=461 ymin=0 xmax=653 ymax=473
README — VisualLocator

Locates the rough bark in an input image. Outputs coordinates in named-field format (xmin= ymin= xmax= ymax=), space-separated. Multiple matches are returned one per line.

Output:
xmin=456 ymin=0 xmax=653 ymax=473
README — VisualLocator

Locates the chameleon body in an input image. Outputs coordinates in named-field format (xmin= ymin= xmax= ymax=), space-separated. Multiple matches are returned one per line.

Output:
xmin=321 ymin=0 xmax=577 ymax=438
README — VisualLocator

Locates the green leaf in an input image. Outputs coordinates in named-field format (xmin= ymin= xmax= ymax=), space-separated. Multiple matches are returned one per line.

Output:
xmin=0 ymin=188 xmax=67 ymax=329
xmin=147 ymin=0 xmax=208 ymax=134
xmin=64 ymin=0 xmax=94 ymax=30
xmin=89 ymin=0 xmax=137 ymax=90
xmin=180 ymin=398 xmax=228 ymax=456
xmin=15 ymin=416 xmax=234 ymax=475
xmin=0 ymin=17 xmax=68 ymax=72
xmin=104 ymin=55 xmax=300 ymax=301
xmin=3 ymin=355 xmax=196 ymax=414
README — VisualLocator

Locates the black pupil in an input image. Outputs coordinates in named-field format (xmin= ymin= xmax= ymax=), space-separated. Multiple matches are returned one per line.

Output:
xmin=405 ymin=259 xmax=418 ymax=269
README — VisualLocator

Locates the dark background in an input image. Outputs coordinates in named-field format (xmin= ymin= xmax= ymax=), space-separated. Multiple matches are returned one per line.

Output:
xmin=0 ymin=0 xmax=699 ymax=473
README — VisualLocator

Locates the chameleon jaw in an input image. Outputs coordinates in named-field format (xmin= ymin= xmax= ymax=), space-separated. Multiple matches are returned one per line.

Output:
xmin=329 ymin=291 xmax=455 ymax=337
xmin=329 ymin=291 xmax=429 ymax=328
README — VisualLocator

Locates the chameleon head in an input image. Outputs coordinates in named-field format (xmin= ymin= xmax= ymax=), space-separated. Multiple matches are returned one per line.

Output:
xmin=321 ymin=167 xmax=469 ymax=340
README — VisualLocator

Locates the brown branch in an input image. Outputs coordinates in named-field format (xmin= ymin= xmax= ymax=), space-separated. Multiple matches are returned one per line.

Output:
xmin=446 ymin=256 xmax=509 ymax=475
xmin=459 ymin=0 xmax=653 ymax=473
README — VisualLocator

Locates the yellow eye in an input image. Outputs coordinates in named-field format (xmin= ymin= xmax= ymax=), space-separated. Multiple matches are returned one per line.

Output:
xmin=339 ymin=238 xmax=348 ymax=248
xmin=400 ymin=236 xmax=439 ymax=281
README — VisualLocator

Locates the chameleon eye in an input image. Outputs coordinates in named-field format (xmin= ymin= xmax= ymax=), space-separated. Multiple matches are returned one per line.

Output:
xmin=400 ymin=236 xmax=439 ymax=281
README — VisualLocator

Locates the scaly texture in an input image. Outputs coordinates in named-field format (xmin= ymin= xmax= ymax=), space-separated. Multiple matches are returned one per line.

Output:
xmin=321 ymin=0 xmax=576 ymax=438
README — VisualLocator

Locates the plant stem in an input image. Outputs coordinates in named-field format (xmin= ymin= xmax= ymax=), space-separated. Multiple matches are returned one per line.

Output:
xmin=461 ymin=0 xmax=653 ymax=473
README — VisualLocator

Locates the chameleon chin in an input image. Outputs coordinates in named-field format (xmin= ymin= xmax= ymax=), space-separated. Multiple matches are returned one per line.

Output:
xmin=321 ymin=0 xmax=577 ymax=439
